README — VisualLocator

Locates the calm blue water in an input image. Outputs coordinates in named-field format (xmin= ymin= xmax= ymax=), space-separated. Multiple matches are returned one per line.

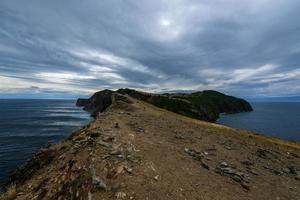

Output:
xmin=0 ymin=99 xmax=90 ymax=186
xmin=217 ymin=102 xmax=300 ymax=143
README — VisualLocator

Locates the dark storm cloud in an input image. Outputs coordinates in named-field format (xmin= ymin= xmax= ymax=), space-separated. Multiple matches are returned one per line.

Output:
xmin=0 ymin=0 xmax=300 ymax=97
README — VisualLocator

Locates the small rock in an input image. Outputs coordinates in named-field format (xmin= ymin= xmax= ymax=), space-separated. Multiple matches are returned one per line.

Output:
xmin=117 ymin=154 xmax=124 ymax=159
xmin=282 ymin=167 xmax=291 ymax=174
xmin=220 ymin=161 xmax=228 ymax=168
xmin=288 ymin=166 xmax=297 ymax=175
xmin=225 ymin=146 xmax=232 ymax=150
xmin=184 ymin=148 xmax=195 ymax=156
xmin=175 ymin=134 xmax=186 ymax=139
xmin=102 ymin=155 xmax=110 ymax=160
xmin=201 ymin=161 xmax=210 ymax=170
xmin=290 ymin=152 xmax=300 ymax=159
xmin=115 ymin=123 xmax=120 ymax=128
xmin=92 ymin=176 xmax=107 ymax=190
xmin=206 ymin=148 xmax=217 ymax=151
xmin=116 ymin=192 xmax=127 ymax=199
xmin=241 ymin=181 xmax=250 ymax=190
xmin=124 ymin=166 xmax=133 ymax=174
xmin=154 ymin=175 xmax=159 ymax=180
xmin=232 ymin=174 xmax=242 ymax=182
xmin=247 ymin=169 xmax=259 ymax=176
xmin=255 ymin=149 xmax=268 ymax=159
xmin=97 ymin=140 xmax=112 ymax=148
xmin=184 ymin=148 xmax=190 ymax=153
xmin=110 ymin=150 xmax=122 ymax=155
xmin=90 ymin=132 xmax=100 ymax=138
xmin=241 ymin=160 xmax=254 ymax=166
xmin=273 ymin=170 xmax=283 ymax=175
xmin=223 ymin=167 xmax=236 ymax=174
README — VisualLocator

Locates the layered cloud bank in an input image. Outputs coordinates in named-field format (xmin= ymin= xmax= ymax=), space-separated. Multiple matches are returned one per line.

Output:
xmin=0 ymin=0 xmax=300 ymax=98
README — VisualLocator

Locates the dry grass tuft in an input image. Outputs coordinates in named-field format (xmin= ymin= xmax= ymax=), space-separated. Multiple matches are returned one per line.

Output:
xmin=0 ymin=184 xmax=17 ymax=200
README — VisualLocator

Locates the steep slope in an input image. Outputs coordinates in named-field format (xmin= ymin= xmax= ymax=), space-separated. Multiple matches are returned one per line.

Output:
xmin=1 ymin=93 xmax=299 ymax=200
xmin=77 ymin=89 xmax=252 ymax=122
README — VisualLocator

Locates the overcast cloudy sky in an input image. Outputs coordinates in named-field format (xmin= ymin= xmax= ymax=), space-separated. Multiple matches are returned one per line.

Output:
xmin=0 ymin=0 xmax=300 ymax=98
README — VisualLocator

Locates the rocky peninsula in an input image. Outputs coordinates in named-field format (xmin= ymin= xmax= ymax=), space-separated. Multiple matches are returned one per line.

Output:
xmin=76 ymin=89 xmax=253 ymax=122
xmin=1 ymin=90 xmax=299 ymax=200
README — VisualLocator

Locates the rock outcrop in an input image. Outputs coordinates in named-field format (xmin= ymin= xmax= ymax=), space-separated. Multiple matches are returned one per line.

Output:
xmin=77 ymin=88 xmax=253 ymax=122
xmin=76 ymin=89 xmax=114 ymax=117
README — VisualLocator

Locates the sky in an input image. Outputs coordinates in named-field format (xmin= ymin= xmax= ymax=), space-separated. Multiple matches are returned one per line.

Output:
xmin=0 ymin=0 xmax=300 ymax=99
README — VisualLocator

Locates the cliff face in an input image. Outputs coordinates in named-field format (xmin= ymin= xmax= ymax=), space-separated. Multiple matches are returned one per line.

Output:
xmin=2 ymin=93 xmax=300 ymax=200
xmin=77 ymin=88 xmax=253 ymax=122
xmin=76 ymin=90 xmax=114 ymax=117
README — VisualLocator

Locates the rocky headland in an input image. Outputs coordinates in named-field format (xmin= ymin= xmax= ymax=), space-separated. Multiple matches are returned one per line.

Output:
xmin=1 ymin=90 xmax=299 ymax=200
xmin=76 ymin=89 xmax=253 ymax=122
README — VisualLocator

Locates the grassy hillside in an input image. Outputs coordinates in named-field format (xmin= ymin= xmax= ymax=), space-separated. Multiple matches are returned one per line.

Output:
xmin=117 ymin=89 xmax=252 ymax=122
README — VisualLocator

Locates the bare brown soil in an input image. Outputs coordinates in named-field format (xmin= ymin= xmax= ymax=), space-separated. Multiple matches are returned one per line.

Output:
xmin=2 ymin=95 xmax=300 ymax=200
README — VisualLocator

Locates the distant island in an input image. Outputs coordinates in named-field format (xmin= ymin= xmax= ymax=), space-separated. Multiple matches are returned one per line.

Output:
xmin=76 ymin=88 xmax=253 ymax=122
xmin=2 ymin=90 xmax=300 ymax=200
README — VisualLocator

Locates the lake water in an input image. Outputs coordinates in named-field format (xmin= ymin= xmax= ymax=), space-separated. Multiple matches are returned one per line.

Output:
xmin=0 ymin=99 xmax=90 ymax=187
xmin=217 ymin=102 xmax=300 ymax=143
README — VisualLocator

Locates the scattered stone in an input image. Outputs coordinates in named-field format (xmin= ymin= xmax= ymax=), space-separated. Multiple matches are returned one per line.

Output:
xmin=232 ymin=174 xmax=242 ymax=182
xmin=220 ymin=162 xmax=228 ymax=168
xmin=263 ymin=165 xmax=283 ymax=175
xmin=103 ymin=136 xmax=116 ymax=142
xmin=282 ymin=168 xmax=291 ymax=174
xmin=288 ymin=166 xmax=297 ymax=175
xmin=241 ymin=160 xmax=254 ymax=166
xmin=225 ymin=146 xmax=232 ymax=150
xmin=90 ymin=132 xmax=100 ymax=138
xmin=184 ymin=148 xmax=204 ymax=162
xmin=273 ymin=170 xmax=283 ymax=176
xmin=110 ymin=150 xmax=122 ymax=155
xmin=222 ymin=167 xmax=236 ymax=175
xmin=116 ymin=154 xmax=124 ymax=159
xmin=184 ymin=148 xmax=195 ymax=156
xmin=247 ymin=169 xmax=259 ymax=176
xmin=154 ymin=175 xmax=159 ymax=181
xmin=97 ymin=140 xmax=112 ymax=148
xmin=215 ymin=162 xmax=251 ymax=190
xmin=184 ymin=148 xmax=190 ymax=153
xmin=175 ymin=134 xmax=186 ymax=140
xmin=241 ymin=181 xmax=250 ymax=190
xmin=102 ymin=155 xmax=110 ymax=160
xmin=290 ymin=152 xmax=300 ymax=159
xmin=92 ymin=176 xmax=107 ymax=190
xmin=124 ymin=166 xmax=133 ymax=174
xmin=256 ymin=149 xmax=268 ymax=159
xmin=201 ymin=161 xmax=210 ymax=170
xmin=206 ymin=148 xmax=217 ymax=151
xmin=116 ymin=192 xmax=127 ymax=199
xmin=255 ymin=148 xmax=279 ymax=160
